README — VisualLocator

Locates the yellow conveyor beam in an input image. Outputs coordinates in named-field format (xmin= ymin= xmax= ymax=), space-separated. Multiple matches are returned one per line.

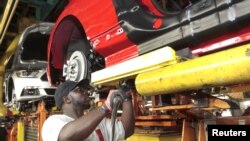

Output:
xmin=136 ymin=44 xmax=250 ymax=96
xmin=91 ymin=47 xmax=178 ymax=85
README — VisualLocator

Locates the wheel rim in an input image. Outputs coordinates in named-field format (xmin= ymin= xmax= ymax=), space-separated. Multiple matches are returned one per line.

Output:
xmin=64 ymin=50 xmax=87 ymax=82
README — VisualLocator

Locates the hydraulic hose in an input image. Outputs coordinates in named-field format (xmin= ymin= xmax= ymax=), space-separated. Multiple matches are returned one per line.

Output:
xmin=110 ymin=95 xmax=123 ymax=141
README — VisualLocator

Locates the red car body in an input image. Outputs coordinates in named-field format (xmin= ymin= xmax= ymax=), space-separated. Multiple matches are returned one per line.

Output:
xmin=47 ymin=0 xmax=250 ymax=85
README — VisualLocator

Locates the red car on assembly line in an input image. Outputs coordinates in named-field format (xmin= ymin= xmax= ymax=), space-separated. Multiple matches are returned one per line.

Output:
xmin=47 ymin=0 xmax=250 ymax=94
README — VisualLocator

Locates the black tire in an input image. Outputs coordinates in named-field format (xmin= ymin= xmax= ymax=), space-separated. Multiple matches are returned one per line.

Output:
xmin=2 ymin=81 xmax=7 ymax=104
xmin=4 ymin=77 xmax=13 ymax=105
xmin=8 ymin=81 xmax=21 ymax=111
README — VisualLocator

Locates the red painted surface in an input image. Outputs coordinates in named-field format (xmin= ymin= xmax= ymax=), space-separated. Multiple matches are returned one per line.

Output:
xmin=105 ymin=45 xmax=139 ymax=67
xmin=191 ymin=26 xmax=250 ymax=55
xmin=90 ymin=24 xmax=136 ymax=57
xmin=153 ymin=18 xmax=163 ymax=29
xmin=47 ymin=0 xmax=138 ymax=82
xmin=55 ymin=0 xmax=118 ymax=38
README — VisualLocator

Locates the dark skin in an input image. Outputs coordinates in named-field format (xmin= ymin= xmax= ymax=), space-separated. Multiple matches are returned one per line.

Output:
xmin=58 ymin=87 xmax=135 ymax=141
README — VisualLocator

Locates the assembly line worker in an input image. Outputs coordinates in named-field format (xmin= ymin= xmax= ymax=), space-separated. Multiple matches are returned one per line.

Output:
xmin=41 ymin=79 xmax=135 ymax=141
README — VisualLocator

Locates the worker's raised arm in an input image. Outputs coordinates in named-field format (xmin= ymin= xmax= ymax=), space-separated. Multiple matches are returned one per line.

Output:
xmin=104 ymin=89 xmax=135 ymax=138
xmin=121 ymin=99 xmax=135 ymax=138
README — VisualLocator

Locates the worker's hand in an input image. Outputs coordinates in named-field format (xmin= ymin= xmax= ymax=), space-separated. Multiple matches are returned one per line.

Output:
xmin=117 ymin=88 xmax=132 ymax=102
xmin=104 ymin=89 xmax=132 ymax=111
xmin=104 ymin=90 xmax=119 ymax=111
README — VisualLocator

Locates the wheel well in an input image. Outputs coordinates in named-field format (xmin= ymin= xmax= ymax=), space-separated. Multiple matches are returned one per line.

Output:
xmin=49 ymin=16 xmax=89 ymax=84
xmin=2 ymin=83 xmax=5 ymax=103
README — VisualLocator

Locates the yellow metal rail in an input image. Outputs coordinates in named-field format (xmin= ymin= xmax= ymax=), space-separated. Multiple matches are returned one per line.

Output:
xmin=17 ymin=120 xmax=24 ymax=141
xmin=0 ymin=0 xmax=19 ymax=44
xmin=91 ymin=47 xmax=178 ymax=85
xmin=136 ymin=44 xmax=250 ymax=96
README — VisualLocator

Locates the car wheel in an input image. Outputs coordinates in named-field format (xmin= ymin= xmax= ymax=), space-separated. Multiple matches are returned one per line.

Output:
xmin=3 ymin=77 xmax=13 ymax=107
xmin=10 ymin=85 xmax=21 ymax=111
xmin=63 ymin=40 xmax=91 ymax=82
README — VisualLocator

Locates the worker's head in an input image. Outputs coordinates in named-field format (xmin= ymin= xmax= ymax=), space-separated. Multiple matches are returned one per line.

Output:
xmin=54 ymin=79 xmax=93 ymax=109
